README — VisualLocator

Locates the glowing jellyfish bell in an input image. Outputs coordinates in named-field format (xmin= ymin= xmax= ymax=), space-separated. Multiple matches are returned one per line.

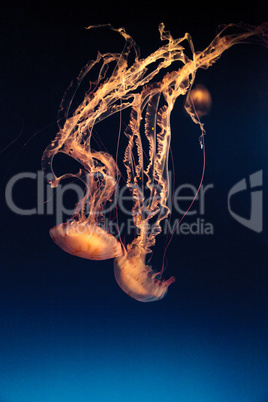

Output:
xmin=42 ymin=22 xmax=267 ymax=300
xmin=185 ymin=84 xmax=212 ymax=118
xmin=50 ymin=222 xmax=123 ymax=260
xmin=114 ymin=250 xmax=175 ymax=302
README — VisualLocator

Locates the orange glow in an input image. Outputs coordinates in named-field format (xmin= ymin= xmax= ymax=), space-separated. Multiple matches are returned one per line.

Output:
xmin=185 ymin=84 xmax=212 ymax=118
xmin=114 ymin=248 xmax=175 ymax=302
xmin=50 ymin=222 xmax=123 ymax=260
xmin=42 ymin=23 xmax=267 ymax=301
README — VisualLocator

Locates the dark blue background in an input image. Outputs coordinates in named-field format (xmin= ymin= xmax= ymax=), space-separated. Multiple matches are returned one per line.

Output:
xmin=1 ymin=2 xmax=267 ymax=401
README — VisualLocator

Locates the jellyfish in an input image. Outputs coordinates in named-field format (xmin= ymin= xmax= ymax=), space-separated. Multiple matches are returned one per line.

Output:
xmin=42 ymin=22 xmax=267 ymax=300
xmin=185 ymin=84 xmax=212 ymax=118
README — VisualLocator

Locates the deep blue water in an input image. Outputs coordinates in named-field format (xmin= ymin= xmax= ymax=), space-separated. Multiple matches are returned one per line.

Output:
xmin=1 ymin=3 xmax=268 ymax=401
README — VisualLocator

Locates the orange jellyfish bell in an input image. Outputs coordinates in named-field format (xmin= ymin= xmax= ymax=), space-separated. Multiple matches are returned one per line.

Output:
xmin=114 ymin=251 xmax=175 ymax=302
xmin=185 ymin=84 xmax=212 ymax=118
xmin=50 ymin=221 xmax=123 ymax=260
